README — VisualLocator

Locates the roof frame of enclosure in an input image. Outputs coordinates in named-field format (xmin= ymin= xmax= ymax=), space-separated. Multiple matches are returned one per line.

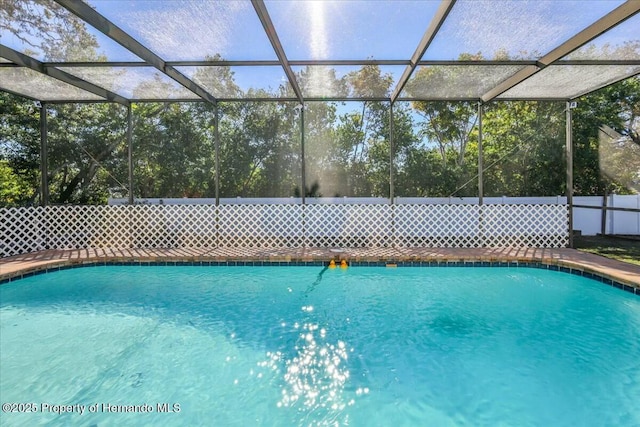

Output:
xmin=0 ymin=0 xmax=639 ymax=104
xmin=53 ymin=0 xmax=219 ymax=104
xmin=481 ymin=0 xmax=640 ymax=102
xmin=390 ymin=0 xmax=456 ymax=103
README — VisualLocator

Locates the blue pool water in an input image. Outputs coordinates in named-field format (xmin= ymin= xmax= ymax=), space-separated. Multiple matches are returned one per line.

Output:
xmin=1 ymin=266 xmax=639 ymax=426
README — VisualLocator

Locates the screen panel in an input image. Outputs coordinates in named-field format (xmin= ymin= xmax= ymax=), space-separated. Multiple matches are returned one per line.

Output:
xmin=218 ymin=101 xmax=301 ymax=198
xmin=422 ymin=0 xmax=625 ymax=61
xmin=59 ymin=66 xmax=201 ymax=100
xmin=1 ymin=0 xmax=141 ymax=62
xmin=293 ymin=65 xmax=404 ymax=99
xmin=394 ymin=101 xmax=479 ymax=197
xmin=266 ymin=0 xmax=441 ymax=61
xmin=304 ymin=101 xmax=390 ymax=198
xmin=177 ymin=66 xmax=293 ymax=99
xmin=498 ymin=65 xmax=640 ymax=99
xmin=481 ymin=101 xmax=565 ymax=197
xmin=89 ymin=0 xmax=276 ymax=61
xmin=402 ymin=65 xmax=525 ymax=99
xmin=0 ymin=67 xmax=105 ymax=101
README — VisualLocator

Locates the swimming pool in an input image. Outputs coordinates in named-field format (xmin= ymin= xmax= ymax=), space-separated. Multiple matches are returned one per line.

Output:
xmin=1 ymin=265 xmax=639 ymax=426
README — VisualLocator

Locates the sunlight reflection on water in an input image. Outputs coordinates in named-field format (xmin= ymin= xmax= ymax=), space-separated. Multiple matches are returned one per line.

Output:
xmin=257 ymin=305 xmax=357 ymax=426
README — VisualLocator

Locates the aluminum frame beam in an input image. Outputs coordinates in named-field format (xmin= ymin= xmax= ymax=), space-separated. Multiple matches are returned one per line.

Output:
xmin=40 ymin=59 xmax=640 ymax=68
xmin=54 ymin=0 xmax=218 ymax=104
xmin=300 ymin=105 xmax=306 ymax=205
xmin=251 ymin=0 xmax=304 ymax=103
xmin=566 ymin=102 xmax=574 ymax=248
xmin=40 ymin=103 xmax=49 ymax=206
xmin=127 ymin=105 xmax=134 ymax=205
xmin=214 ymin=101 xmax=220 ymax=206
xmin=389 ymin=102 xmax=395 ymax=203
xmin=477 ymin=102 xmax=483 ymax=205
xmin=43 ymin=59 xmax=413 ymax=67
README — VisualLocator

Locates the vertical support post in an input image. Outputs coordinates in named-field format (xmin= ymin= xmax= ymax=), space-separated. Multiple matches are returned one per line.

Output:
xmin=477 ymin=101 xmax=484 ymax=247
xmin=389 ymin=102 xmax=397 ymax=247
xmin=39 ymin=102 xmax=49 ymax=206
xmin=477 ymin=101 xmax=484 ymax=205
xmin=127 ymin=104 xmax=134 ymax=205
xmin=389 ymin=102 xmax=395 ymax=204
xmin=300 ymin=104 xmax=306 ymax=205
xmin=566 ymin=101 xmax=574 ymax=248
xmin=214 ymin=101 xmax=220 ymax=206
xmin=300 ymin=104 xmax=306 ymax=247
xmin=600 ymin=190 xmax=608 ymax=236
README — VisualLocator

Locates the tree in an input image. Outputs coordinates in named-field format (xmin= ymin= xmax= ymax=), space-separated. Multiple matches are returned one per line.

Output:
xmin=398 ymin=148 xmax=460 ymax=197
xmin=403 ymin=59 xmax=482 ymax=196
xmin=573 ymin=76 xmax=640 ymax=195
xmin=330 ymin=65 xmax=396 ymax=196
xmin=301 ymin=101 xmax=340 ymax=197
xmin=132 ymin=102 xmax=212 ymax=198
xmin=216 ymin=100 xmax=294 ymax=198
xmin=1 ymin=0 xmax=123 ymax=204
xmin=0 ymin=92 xmax=41 ymax=205
xmin=0 ymin=0 xmax=100 ymax=61
xmin=47 ymin=102 xmax=128 ymax=203
xmin=0 ymin=159 xmax=35 ymax=206
xmin=1 ymin=3 xmax=637 ymax=205
xmin=480 ymin=101 xmax=565 ymax=196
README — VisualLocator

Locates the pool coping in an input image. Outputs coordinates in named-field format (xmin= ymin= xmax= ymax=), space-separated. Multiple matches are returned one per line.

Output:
xmin=1 ymin=247 xmax=639 ymax=295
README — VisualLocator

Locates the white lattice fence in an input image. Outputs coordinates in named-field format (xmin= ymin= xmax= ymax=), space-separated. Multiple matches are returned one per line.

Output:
xmin=46 ymin=205 xmax=94 ymax=249
xmin=128 ymin=205 xmax=218 ymax=248
xmin=304 ymin=204 xmax=393 ymax=247
xmin=97 ymin=206 xmax=135 ymax=248
xmin=394 ymin=204 xmax=481 ymax=247
xmin=1 ymin=207 xmax=46 ymax=257
xmin=44 ymin=205 xmax=133 ymax=249
xmin=167 ymin=205 xmax=218 ymax=248
xmin=481 ymin=204 xmax=569 ymax=247
xmin=0 ymin=204 xmax=569 ymax=257
xmin=218 ymin=204 xmax=303 ymax=247
xmin=44 ymin=206 xmax=143 ymax=249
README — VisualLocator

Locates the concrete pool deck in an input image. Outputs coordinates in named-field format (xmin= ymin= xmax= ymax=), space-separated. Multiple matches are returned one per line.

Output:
xmin=1 ymin=247 xmax=639 ymax=292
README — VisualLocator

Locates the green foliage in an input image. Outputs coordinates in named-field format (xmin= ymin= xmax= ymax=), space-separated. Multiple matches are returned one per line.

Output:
xmin=1 ymin=61 xmax=638 ymax=204
xmin=403 ymin=100 xmax=478 ymax=196
xmin=217 ymin=100 xmax=299 ymax=197
xmin=0 ymin=92 xmax=40 ymax=204
xmin=573 ymin=76 xmax=640 ymax=195
xmin=1 ymin=1 xmax=638 ymax=204
xmin=0 ymin=0 xmax=100 ymax=61
xmin=481 ymin=101 xmax=565 ymax=197
xmin=0 ymin=159 xmax=35 ymax=206
xmin=398 ymin=148 xmax=461 ymax=197
xmin=133 ymin=102 xmax=213 ymax=198
xmin=47 ymin=103 xmax=128 ymax=204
